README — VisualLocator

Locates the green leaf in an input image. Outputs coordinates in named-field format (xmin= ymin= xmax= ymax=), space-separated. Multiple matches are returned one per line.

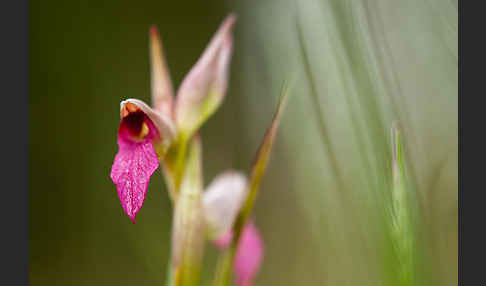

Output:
xmin=234 ymin=82 xmax=289 ymax=237
xmin=390 ymin=122 xmax=414 ymax=286
xmin=211 ymin=81 xmax=290 ymax=286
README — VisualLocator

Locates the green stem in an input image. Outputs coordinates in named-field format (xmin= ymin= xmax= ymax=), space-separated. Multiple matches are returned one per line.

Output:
xmin=167 ymin=135 xmax=205 ymax=286
xmin=212 ymin=249 xmax=233 ymax=286
xmin=165 ymin=260 xmax=175 ymax=286
xmin=173 ymin=134 xmax=189 ymax=191
xmin=212 ymin=83 xmax=290 ymax=286
xmin=162 ymin=134 xmax=189 ymax=286
xmin=162 ymin=134 xmax=189 ymax=201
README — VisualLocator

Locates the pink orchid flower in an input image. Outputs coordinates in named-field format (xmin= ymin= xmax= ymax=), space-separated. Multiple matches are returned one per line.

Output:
xmin=234 ymin=222 xmax=264 ymax=286
xmin=201 ymin=172 xmax=263 ymax=286
xmin=205 ymin=88 xmax=287 ymax=285
xmin=110 ymin=100 xmax=175 ymax=223
xmin=214 ymin=222 xmax=264 ymax=286
xmin=110 ymin=15 xmax=236 ymax=223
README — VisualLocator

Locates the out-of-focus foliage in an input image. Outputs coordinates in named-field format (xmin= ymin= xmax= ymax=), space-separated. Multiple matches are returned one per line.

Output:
xmin=234 ymin=0 xmax=457 ymax=285
xmin=30 ymin=0 xmax=457 ymax=285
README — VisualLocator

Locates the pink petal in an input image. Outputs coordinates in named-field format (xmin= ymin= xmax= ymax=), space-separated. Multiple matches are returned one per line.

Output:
xmin=110 ymin=113 xmax=160 ymax=223
xmin=214 ymin=231 xmax=234 ymax=248
xmin=234 ymin=222 xmax=264 ymax=286
xmin=202 ymin=171 xmax=248 ymax=240
xmin=212 ymin=223 xmax=264 ymax=286
xmin=120 ymin=99 xmax=176 ymax=145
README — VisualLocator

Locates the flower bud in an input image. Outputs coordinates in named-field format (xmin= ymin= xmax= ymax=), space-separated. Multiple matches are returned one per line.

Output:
xmin=202 ymin=171 xmax=248 ymax=239
xmin=175 ymin=14 xmax=236 ymax=139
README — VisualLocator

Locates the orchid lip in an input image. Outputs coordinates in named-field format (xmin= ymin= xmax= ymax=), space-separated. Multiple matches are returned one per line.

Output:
xmin=120 ymin=99 xmax=176 ymax=145
xmin=119 ymin=111 xmax=152 ymax=142
xmin=118 ymin=101 xmax=162 ymax=145
xmin=111 ymin=103 xmax=161 ymax=223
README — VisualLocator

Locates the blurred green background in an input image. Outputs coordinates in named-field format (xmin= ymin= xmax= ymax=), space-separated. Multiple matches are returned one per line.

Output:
xmin=30 ymin=0 xmax=457 ymax=285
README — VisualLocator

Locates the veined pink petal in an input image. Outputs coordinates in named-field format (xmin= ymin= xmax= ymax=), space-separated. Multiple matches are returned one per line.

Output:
xmin=110 ymin=111 xmax=160 ymax=223
xmin=234 ymin=222 xmax=264 ymax=286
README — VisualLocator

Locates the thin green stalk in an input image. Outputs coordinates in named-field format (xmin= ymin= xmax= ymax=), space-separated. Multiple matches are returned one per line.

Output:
xmin=173 ymin=135 xmax=189 ymax=191
xmin=211 ymin=248 xmax=234 ymax=286
xmin=390 ymin=124 xmax=415 ymax=286
xmin=212 ymin=82 xmax=290 ymax=286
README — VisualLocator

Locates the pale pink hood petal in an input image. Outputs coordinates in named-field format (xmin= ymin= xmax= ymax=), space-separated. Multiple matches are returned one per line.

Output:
xmin=202 ymin=171 xmax=248 ymax=239
xmin=120 ymin=99 xmax=176 ymax=151
xmin=234 ymin=222 xmax=264 ymax=286
xmin=175 ymin=14 xmax=236 ymax=139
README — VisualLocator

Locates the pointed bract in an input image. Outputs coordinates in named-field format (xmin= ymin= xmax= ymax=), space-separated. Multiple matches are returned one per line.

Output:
xmin=202 ymin=171 xmax=248 ymax=239
xmin=249 ymin=90 xmax=287 ymax=187
xmin=236 ymin=86 xmax=289 ymax=231
xmin=234 ymin=222 xmax=264 ymax=286
xmin=175 ymin=14 xmax=236 ymax=139
xmin=150 ymin=26 xmax=175 ymax=117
